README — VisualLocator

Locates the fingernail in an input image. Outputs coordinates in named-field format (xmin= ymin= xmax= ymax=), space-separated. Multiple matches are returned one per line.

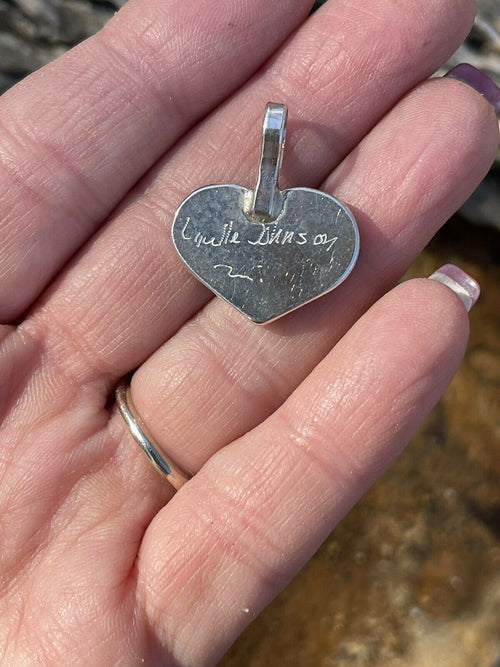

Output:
xmin=428 ymin=264 xmax=480 ymax=312
xmin=445 ymin=64 xmax=500 ymax=114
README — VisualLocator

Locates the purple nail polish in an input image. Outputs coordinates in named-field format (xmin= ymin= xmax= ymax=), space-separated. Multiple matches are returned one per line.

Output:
xmin=428 ymin=264 xmax=480 ymax=312
xmin=445 ymin=63 xmax=500 ymax=114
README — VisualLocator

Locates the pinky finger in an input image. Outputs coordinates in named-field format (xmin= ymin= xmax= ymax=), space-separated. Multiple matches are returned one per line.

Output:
xmin=137 ymin=267 xmax=478 ymax=665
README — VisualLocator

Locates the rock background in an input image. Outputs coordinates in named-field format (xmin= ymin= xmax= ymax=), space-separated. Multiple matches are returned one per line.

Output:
xmin=0 ymin=0 xmax=126 ymax=93
xmin=0 ymin=2 xmax=499 ymax=666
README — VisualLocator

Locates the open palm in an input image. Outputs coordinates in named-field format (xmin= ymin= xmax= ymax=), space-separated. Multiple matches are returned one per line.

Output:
xmin=0 ymin=0 xmax=498 ymax=664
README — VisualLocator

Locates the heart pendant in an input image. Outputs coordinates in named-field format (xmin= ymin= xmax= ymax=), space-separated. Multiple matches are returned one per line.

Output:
xmin=172 ymin=104 xmax=359 ymax=324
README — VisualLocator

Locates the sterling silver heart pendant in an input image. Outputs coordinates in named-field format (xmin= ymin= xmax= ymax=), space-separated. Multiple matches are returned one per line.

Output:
xmin=172 ymin=103 xmax=359 ymax=324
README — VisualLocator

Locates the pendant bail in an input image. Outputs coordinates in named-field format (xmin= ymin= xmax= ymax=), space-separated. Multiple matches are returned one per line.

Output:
xmin=251 ymin=102 xmax=287 ymax=220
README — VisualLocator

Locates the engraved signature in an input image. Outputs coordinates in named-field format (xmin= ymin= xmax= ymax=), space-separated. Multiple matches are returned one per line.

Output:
xmin=214 ymin=264 xmax=254 ymax=282
xmin=248 ymin=223 xmax=337 ymax=252
xmin=181 ymin=217 xmax=338 ymax=256
xmin=182 ymin=218 xmax=241 ymax=248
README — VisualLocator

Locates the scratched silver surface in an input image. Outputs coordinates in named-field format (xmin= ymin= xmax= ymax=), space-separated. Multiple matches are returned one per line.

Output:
xmin=172 ymin=184 xmax=359 ymax=324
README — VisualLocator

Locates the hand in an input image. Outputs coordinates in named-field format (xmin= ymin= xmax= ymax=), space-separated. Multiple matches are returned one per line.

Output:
xmin=0 ymin=0 xmax=498 ymax=664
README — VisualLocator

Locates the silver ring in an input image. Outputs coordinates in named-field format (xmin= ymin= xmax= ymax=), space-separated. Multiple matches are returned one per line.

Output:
xmin=115 ymin=381 xmax=191 ymax=490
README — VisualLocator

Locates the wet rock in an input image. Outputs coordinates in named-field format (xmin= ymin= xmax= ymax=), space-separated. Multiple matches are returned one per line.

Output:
xmin=460 ymin=166 xmax=500 ymax=229
xmin=0 ymin=0 xmax=125 ymax=91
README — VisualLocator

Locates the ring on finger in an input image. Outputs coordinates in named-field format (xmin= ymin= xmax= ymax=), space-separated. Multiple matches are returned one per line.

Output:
xmin=115 ymin=381 xmax=191 ymax=491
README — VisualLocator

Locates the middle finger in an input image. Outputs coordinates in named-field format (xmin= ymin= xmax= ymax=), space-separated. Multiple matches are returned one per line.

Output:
xmin=123 ymin=76 xmax=499 ymax=474
xmin=24 ymin=0 xmax=475 ymax=388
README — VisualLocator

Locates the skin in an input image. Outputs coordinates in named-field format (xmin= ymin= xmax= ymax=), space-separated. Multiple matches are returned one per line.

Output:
xmin=0 ymin=0 xmax=498 ymax=664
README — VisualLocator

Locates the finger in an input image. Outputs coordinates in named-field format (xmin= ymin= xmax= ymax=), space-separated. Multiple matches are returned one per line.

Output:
xmin=123 ymin=77 xmax=498 ymax=474
xmin=138 ymin=276 xmax=471 ymax=665
xmin=0 ymin=0 xmax=313 ymax=321
xmin=26 ymin=0 xmax=476 ymax=384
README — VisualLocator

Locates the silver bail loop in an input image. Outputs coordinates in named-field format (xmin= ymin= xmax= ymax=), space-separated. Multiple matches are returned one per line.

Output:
xmin=251 ymin=102 xmax=287 ymax=220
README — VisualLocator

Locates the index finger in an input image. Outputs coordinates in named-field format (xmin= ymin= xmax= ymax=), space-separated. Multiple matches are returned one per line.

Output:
xmin=0 ymin=0 xmax=313 ymax=320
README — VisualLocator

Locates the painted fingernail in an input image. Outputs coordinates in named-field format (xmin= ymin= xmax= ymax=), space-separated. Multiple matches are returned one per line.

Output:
xmin=428 ymin=264 xmax=480 ymax=312
xmin=445 ymin=63 xmax=500 ymax=114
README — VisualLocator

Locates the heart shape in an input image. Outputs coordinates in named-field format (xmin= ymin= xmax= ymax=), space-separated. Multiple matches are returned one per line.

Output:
xmin=172 ymin=184 xmax=359 ymax=324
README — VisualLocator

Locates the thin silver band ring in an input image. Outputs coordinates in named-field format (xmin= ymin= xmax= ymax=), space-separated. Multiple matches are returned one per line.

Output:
xmin=115 ymin=382 xmax=191 ymax=490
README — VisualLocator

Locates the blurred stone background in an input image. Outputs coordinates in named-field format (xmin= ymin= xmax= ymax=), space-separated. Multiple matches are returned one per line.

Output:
xmin=0 ymin=1 xmax=498 ymax=665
